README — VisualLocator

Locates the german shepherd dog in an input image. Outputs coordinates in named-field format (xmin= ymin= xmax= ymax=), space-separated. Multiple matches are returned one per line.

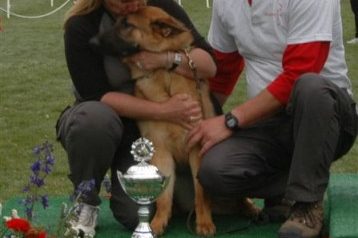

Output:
xmin=94 ymin=6 xmax=257 ymax=236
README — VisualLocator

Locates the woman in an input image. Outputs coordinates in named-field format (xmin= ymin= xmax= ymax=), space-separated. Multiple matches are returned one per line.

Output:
xmin=56 ymin=0 xmax=216 ymax=236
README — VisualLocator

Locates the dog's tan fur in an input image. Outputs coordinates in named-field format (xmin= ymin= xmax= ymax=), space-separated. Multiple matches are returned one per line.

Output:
xmin=110 ymin=6 xmax=257 ymax=236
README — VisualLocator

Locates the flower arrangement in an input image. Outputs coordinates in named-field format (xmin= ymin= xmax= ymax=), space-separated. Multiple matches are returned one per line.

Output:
xmin=1 ymin=141 xmax=54 ymax=238
xmin=1 ymin=142 xmax=103 ymax=238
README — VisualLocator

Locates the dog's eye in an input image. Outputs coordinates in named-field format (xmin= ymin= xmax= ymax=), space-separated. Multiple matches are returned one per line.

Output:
xmin=121 ymin=18 xmax=135 ymax=29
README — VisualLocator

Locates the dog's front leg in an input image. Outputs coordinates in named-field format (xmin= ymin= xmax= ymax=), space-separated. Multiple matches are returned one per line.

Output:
xmin=189 ymin=147 xmax=216 ymax=236
xmin=150 ymin=149 xmax=176 ymax=236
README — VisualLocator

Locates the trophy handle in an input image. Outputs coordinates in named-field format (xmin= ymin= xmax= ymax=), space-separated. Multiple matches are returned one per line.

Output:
xmin=116 ymin=171 xmax=126 ymax=193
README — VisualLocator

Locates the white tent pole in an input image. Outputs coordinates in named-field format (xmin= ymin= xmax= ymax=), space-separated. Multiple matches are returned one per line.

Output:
xmin=7 ymin=0 xmax=10 ymax=18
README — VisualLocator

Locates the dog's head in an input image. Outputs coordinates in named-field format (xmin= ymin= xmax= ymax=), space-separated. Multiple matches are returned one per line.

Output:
xmin=92 ymin=6 xmax=194 ymax=57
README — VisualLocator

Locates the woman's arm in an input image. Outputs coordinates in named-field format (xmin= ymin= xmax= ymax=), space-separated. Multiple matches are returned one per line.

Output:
xmin=101 ymin=92 xmax=201 ymax=129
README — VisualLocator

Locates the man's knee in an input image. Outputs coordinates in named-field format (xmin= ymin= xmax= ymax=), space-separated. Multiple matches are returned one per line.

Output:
xmin=198 ymin=154 xmax=260 ymax=196
xmin=289 ymin=73 xmax=338 ymax=113
xmin=294 ymin=73 xmax=327 ymax=97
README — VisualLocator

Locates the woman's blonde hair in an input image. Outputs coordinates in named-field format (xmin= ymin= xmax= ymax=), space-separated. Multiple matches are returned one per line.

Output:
xmin=64 ymin=0 xmax=103 ymax=27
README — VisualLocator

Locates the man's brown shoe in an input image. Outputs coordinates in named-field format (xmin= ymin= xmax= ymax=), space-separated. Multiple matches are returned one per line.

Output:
xmin=256 ymin=198 xmax=293 ymax=224
xmin=278 ymin=201 xmax=324 ymax=238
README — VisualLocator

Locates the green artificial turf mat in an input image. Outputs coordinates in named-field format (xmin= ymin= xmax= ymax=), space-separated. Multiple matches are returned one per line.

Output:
xmin=4 ymin=174 xmax=358 ymax=238
xmin=1 ymin=197 xmax=280 ymax=238
xmin=328 ymin=173 xmax=358 ymax=238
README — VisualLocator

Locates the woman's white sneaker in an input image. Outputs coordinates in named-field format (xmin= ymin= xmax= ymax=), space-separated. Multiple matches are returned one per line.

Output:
xmin=69 ymin=203 xmax=99 ymax=238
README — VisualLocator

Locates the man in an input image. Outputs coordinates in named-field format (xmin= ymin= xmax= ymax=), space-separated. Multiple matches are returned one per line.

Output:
xmin=188 ymin=0 xmax=358 ymax=237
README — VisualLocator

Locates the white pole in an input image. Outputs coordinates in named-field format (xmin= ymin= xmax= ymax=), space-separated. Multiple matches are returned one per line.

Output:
xmin=7 ymin=0 xmax=10 ymax=18
xmin=51 ymin=0 xmax=54 ymax=7
xmin=206 ymin=0 xmax=210 ymax=8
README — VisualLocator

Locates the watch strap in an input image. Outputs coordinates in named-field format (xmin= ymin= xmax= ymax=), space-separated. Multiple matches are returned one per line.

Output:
xmin=169 ymin=52 xmax=182 ymax=71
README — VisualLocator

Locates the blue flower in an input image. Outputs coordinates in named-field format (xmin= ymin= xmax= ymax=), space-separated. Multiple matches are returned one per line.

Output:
xmin=20 ymin=141 xmax=56 ymax=221
xmin=45 ymin=154 xmax=55 ymax=165
xmin=32 ymin=145 xmax=42 ymax=156
xmin=30 ymin=175 xmax=45 ymax=187
xmin=102 ymin=174 xmax=112 ymax=193
xmin=31 ymin=160 xmax=41 ymax=174
xmin=77 ymin=179 xmax=96 ymax=194
xmin=72 ymin=179 xmax=96 ymax=201
xmin=41 ymin=195 xmax=49 ymax=209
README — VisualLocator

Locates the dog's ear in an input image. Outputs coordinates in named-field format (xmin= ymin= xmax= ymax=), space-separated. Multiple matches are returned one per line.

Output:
xmin=151 ymin=17 xmax=189 ymax=38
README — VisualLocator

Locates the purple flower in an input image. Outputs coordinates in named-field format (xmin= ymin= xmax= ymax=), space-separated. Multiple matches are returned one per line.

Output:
xmin=102 ymin=175 xmax=111 ymax=193
xmin=41 ymin=195 xmax=49 ymax=209
xmin=22 ymin=185 xmax=30 ymax=192
xmin=30 ymin=175 xmax=44 ymax=187
xmin=77 ymin=179 xmax=96 ymax=194
xmin=45 ymin=154 xmax=55 ymax=165
xmin=25 ymin=206 xmax=33 ymax=220
xmin=72 ymin=179 xmax=96 ymax=201
xmin=31 ymin=160 xmax=41 ymax=174
xmin=20 ymin=141 xmax=56 ymax=221
xmin=32 ymin=145 xmax=42 ymax=156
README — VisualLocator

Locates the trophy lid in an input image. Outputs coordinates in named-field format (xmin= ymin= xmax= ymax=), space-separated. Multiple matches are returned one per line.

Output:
xmin=126 ymin=163 xmax=163 ymax=180
xmin=124 ymin=137 xmax=163 ymax=180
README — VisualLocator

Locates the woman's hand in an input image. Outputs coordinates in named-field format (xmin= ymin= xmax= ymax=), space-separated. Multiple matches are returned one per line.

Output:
xmin=130 ymin=51 xmax=169 ymax=71
xmin=161 ymin=93 xmax=202 ymax=130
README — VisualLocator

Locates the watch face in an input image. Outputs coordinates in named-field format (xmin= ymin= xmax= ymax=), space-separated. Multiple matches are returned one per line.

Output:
xmin=227 ymin=117 xmax=237 ymax=128
xmin=174 ymin=53 xmax=182 ymax=65
xmin=225 ymin=112 xmax=239 ymax=130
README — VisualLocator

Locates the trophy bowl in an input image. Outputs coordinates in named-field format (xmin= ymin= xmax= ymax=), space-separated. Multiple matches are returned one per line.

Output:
xmin=117 ymin=138 xmax=169 ymax=238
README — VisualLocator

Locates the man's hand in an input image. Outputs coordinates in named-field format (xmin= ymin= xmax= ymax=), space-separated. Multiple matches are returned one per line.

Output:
xmin=187 ymin=115 xmax=232 ymax=156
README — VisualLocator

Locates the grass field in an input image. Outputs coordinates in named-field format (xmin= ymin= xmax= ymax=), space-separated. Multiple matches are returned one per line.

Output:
xmin=0 ymin=0 xmax=357 ymax=204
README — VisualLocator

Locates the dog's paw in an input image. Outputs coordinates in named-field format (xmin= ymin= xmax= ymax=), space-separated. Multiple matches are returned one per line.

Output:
xmin=196 ymin=221 xmax=216 ymax=236
xmin=150 ymin=218 xmax=168 ymax=236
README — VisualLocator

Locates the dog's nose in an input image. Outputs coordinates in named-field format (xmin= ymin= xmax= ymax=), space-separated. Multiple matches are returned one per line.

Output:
xmin=89 ymin=36 xmax=100 ymax=48
xmin=119 ymin=17 xmax=134 ymax=30
xmin=89 ymin=28 xmax=140 ymax=58
xmin=120 ymin=18 xmax=128 ymax=27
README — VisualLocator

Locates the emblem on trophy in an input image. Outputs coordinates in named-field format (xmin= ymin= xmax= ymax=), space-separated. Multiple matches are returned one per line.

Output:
xmin=117 ymin=138 xmax=169 ymax=238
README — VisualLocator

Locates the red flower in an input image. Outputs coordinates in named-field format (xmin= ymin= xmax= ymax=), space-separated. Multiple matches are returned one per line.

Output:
xmin=38 ymin=231 xmax=47 ymax=238
xmin=6 ymin=218 xmax=31 ymax=233
xmin=25 ymin=228 xmax=47 ymax=238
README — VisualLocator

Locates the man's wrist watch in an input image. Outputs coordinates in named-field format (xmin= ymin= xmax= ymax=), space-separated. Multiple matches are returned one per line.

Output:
xmin=224 ymin=112 xmax=240 ymax=131
xmin=169 ymin=52 xmax=182 ymax=70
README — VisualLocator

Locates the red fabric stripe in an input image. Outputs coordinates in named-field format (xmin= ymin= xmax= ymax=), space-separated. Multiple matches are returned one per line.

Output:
xmin=267 ymin=42 xmax=330 ymax=104
xmin=209 ymin=50 xmax=245 ymax=96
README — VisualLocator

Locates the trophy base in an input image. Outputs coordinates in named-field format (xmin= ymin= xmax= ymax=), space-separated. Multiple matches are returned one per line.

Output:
xmin=131 ymin=206 xmax=156 ymax=238
xmin=132 ymin=230 xmax=155 ymax=238
xmin=132 ymin=221 xmax=156 ymax=238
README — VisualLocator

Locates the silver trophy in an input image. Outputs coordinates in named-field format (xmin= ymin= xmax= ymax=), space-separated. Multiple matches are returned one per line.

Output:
xmin=117 ymin=138 xmax=169 ymax=238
